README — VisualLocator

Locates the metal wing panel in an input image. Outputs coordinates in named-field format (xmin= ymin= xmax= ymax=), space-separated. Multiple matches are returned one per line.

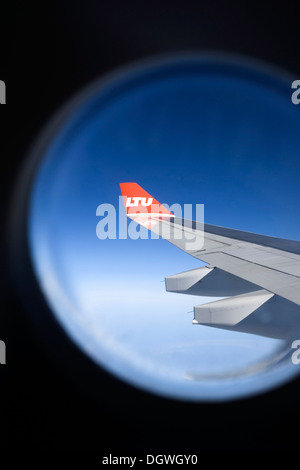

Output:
xmin=142 ymin=215 xmax=300 ymax=304
xmin=199 ymin=251 xmax=300 ymax=305
xmin=204 ymin=223 xmax=300 ymax=255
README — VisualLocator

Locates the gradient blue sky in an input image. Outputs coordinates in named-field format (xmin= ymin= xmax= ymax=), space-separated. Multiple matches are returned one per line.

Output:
xmin=29 ymin=56 xmax=300 ymax=400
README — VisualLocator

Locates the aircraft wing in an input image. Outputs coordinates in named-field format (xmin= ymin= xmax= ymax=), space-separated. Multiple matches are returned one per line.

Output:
xmin=120 ymin=183 xmax=300 ymax=339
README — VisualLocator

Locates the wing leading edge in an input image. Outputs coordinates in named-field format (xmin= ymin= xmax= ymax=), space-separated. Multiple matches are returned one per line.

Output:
xmin=120 ymin=183 xmax=300 ymax=339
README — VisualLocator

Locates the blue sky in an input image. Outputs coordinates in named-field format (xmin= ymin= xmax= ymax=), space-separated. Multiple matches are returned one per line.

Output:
xmin=29 ymin=56 xmax=300 ymax=401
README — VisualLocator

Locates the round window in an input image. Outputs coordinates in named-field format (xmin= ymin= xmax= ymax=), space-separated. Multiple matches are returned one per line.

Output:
xmin=25 ymin=54 xmax=300 ymax=401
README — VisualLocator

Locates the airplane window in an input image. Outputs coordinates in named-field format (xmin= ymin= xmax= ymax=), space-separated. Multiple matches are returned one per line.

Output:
xmin=27 ymin=55 xmax=300 ymax=401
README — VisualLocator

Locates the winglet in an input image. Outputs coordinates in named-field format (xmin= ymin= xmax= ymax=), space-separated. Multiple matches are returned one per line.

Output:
xmin=120 ymin=183 xmax=173 ymax=227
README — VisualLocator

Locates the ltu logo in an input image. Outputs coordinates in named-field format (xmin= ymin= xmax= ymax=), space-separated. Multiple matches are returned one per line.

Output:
xmin=291 ymin=80 xmax=300 ymax=105
xmin=0 ymin=80 xmax=6 ymax=104
xmin=126 ymin=197 xmax=153 ymax=207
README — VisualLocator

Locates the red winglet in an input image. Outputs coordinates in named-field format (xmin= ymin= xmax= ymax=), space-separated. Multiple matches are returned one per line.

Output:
xmin=120 ymin=183 xmax=173 ymax=226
